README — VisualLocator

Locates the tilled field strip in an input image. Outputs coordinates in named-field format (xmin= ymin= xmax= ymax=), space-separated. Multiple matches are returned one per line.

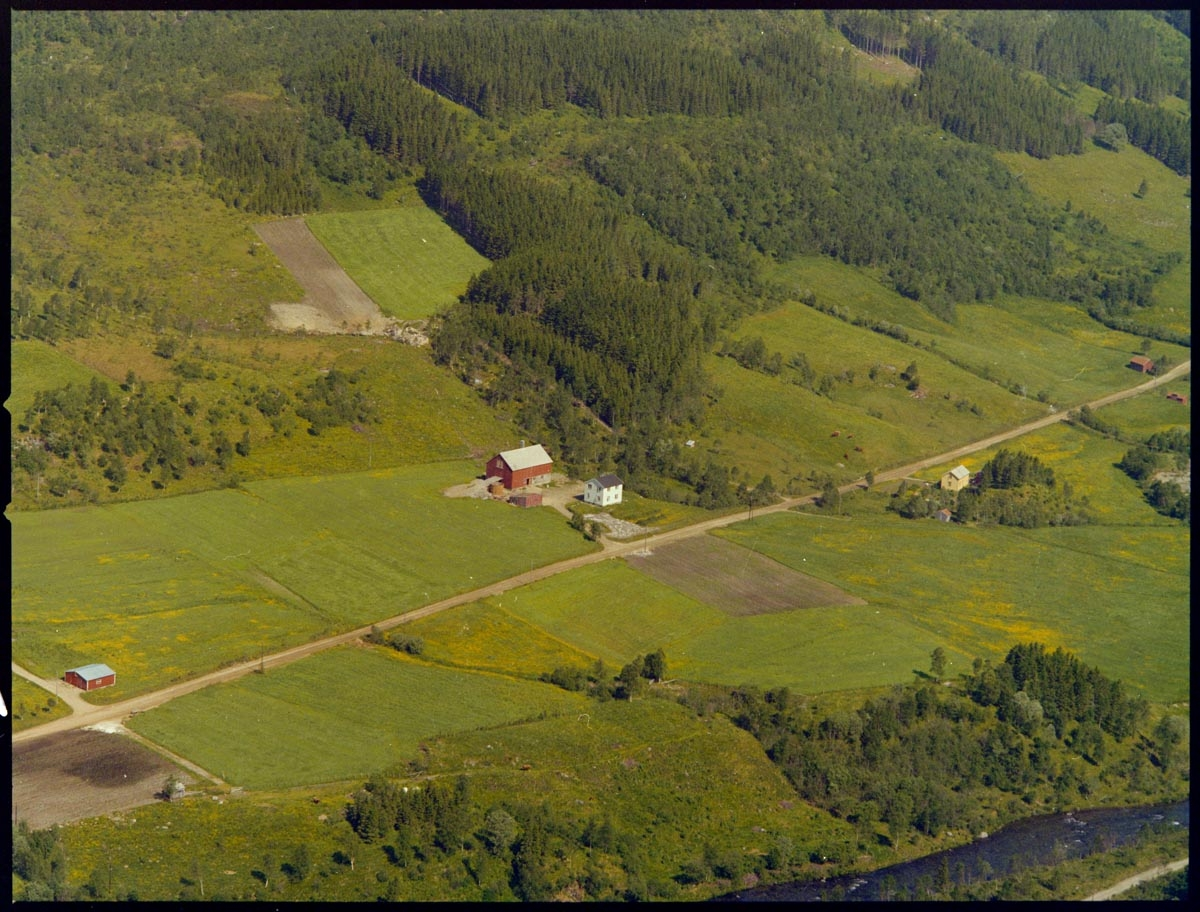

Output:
xmin=254 ymin=217 xmax=385 ymax=331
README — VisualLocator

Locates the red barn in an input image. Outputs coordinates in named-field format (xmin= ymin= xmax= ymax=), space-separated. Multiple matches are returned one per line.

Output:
xmin=486 ymin=444 xmax=553 ymax=489
xmin=1129 ymin=355 xmax=1155 ymax=373
xmin=64 ymin=663 xmax=116 ymax=691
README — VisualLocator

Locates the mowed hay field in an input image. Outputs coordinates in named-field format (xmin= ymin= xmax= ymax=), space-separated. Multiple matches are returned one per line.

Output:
xmin=416 ymin=558 xmax=921 ymax=693
xmin=10 ymin=462 xmax=596 ymax=701
xmin=127 ymin=644 xmax=589 ymax=790
xmin=305 ymin=206 xmax=490 ymax=321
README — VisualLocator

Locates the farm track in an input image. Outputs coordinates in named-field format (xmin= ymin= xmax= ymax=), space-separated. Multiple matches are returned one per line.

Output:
xmin=11 ymin=358 xmax=1190 ymax=749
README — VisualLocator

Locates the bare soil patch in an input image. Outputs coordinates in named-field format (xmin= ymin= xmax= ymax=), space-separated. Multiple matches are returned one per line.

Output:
xmin=254 ymin=217 xmax=393 ymax=335
xmin=626 ymin=536 xmax=865 ymax=616
xmin=1153 ymin=460 xmax=1190 ymax=494
xmin=12 ymin=728 xmax=195 ymax=829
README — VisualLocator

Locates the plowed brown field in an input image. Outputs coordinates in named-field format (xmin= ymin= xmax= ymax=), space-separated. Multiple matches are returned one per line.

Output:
xmin=627 ymin=535 xmax=865 ymax=616
xmin=12 ymin=729 xmax=193 ymax=829
xmin=254 ymin=217 xmax=388 ymax=334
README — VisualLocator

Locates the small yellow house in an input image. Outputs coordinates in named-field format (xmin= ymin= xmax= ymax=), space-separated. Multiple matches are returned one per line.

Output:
xmin=940 ymin=465 xmax=971 ymax=492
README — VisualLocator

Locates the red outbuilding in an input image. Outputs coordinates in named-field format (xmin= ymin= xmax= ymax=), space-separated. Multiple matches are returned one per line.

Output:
xmin=64 ymin=663 xmax=116 ymax=691
xmin=1129 ymin=355 xmax=1155 ymax=373
xmin=486 ymin=444 xmax=553 ymax=489
xmin=509 ymin=492 xmax=543 ymax=508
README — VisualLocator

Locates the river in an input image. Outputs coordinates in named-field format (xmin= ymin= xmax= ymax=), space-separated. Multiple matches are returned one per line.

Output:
xmin=716 ymin=799 xmax=1188 ymax=901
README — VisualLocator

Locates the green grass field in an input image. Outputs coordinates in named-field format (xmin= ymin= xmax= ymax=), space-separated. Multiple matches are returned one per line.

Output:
xmin=8 ymin=341 xmax=108 ymax=420
xmin=487 ymin=561 xmax=725 ymax=668
xmin=723 ymin=253 xmax=1190 ymax=489
xmin=127 ymin=644 xmax=590 ymax=789
xmin=10 ymin=462 xmax=597 ymax=701
xmin=1093 ymin=374 xmax=1191 ymax=439
xmin=400 ymin=599 xmax=597 ymax=679
xmin=8 ymin=675 xmax=71 ymax=733
xmin=305 ymin=207 xmax=490 ymax=321
xmin=996 ymin=142 xmax=1191 ymax=257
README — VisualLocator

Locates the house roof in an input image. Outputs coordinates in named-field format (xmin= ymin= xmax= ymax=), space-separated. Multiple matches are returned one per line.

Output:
xmin=1130 ymin=355 xmax=1154 ymax=366
xmin=497 ymin=443 xmax=552 ymax=470
xmin=68 ymin=663 xmax=115 ymax=680
xmin=946 ymin=465 xmax=970 ymax=480
xmin=592 ymin=473 xmax=623 ymax=488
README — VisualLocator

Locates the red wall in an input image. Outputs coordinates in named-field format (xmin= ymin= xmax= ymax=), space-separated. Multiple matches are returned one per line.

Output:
xmin=487 ymin=455 xmax=510 ymax=486
xmin=509 ymin=463 xmax=552 ymax=488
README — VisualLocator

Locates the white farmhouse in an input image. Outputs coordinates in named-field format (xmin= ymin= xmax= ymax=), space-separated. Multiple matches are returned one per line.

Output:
xmin=583 ymin=473 xmax=623 ymax=507
xmin=940 ymin=465 xmax=971 ymax=492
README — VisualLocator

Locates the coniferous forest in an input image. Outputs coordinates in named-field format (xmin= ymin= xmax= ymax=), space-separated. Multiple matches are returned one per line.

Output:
xmin=10 ymin=8 xmax=1190 ymax=504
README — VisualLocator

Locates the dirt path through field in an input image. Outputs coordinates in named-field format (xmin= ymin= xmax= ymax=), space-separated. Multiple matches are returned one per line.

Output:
xmin=254 ymin=217 xmax=392 ymax=334
xmin=13 ymin=359 xmax=1189 ymax=752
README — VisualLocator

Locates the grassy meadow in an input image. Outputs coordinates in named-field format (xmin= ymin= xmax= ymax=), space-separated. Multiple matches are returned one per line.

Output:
xmin=127 ymin=645 xmax=589 ymax=790
xmin=760 ymin=257 xmax=1188 ymax=407
xmin=995 ymin=141 xmax=1191 ymax=338
xmin=717 ymin=248 xmax=1190 ymax=488
xmin=305 ymin=206 xmax=490 ymax=321
xmin=10 ymin=462 xmax=597 ymax=701
xmin=70 ymin=696 xmax=855 ymax=901
xmin=714 ymin=502 xmax=1188 ymax=704
xmin=1094 ymin=373 xmax=1191 ymax=439
xmin=8 ymin=341 xmax=109 ymax=419
xmin=11 ymin=154 xmax=304 ymax=332
xmin=701 ymin=344 xmax=1040 ymax=489
xmin=430 ymin=560 xmax=921 ymax=694
xmin=8 ymin=675 xmax=72 ymax=733
xmin=10 ymin=330 xmax=520 ymax=508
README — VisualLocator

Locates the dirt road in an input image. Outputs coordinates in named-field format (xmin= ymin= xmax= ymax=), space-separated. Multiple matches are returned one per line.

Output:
xmin=1082 ymin=856 xmax=1188 ymax=901
xmin=12 ymin=359 xmax=1189 ymax=747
